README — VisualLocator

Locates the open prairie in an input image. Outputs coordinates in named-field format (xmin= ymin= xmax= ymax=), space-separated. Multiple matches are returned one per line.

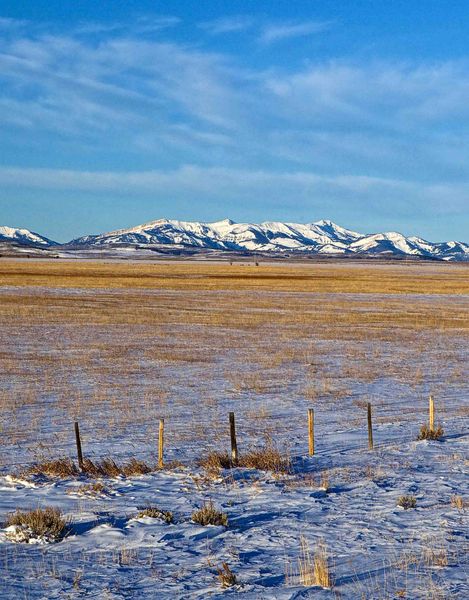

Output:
xmin=0 ymin=259 xmax=468 ymax=599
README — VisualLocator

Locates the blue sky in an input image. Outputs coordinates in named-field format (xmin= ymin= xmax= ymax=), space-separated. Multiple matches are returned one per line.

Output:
xmin=0 ymin=0 xmax=468 ymax=242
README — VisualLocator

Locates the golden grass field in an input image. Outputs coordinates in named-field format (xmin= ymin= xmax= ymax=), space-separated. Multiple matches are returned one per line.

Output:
xmin=0 ymin=259 xmax=468 ymax=599
xmin=1 ymin=258 xmax=469 ymax=294
xmin=0 ymin=259 xmax=468 ymax=469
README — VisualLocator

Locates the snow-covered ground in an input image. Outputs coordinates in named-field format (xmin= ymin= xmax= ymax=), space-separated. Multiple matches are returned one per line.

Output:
xmin=0 ymin=277 xmax=467 ymax=599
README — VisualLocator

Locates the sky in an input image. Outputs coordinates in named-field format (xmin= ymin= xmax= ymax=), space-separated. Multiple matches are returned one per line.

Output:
xmin=0 ymin=0 xmax=468 ymax=243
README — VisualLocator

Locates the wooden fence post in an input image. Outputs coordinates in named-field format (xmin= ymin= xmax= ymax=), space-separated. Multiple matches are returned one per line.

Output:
xmin=367 ymin=403 xmax=374 ymax=450
xmin=229 ymin=412 xmax=238 ymax=464
xmin=158 ymin=418 xmax=165 ymax=468
xmin=308 ymin=408 xmax=315 ymax=456
xmin=429 ymin=396 xmax=435 ymax=432
xmin=74 ymin=421 xmax=84 ymax=470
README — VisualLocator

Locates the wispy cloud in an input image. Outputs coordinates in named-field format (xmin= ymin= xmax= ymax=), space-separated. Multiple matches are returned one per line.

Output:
xmin=0 ymin=18 xmax=468 ymax=238
xmin=0 ymin=165 xmax=467 ymax=222
xmin=199 ymin=15 xmax=254 ymax=35
xmin=259 ymin=20 xmax=330 ymax=44
xmin=0 ymin=17 xmax=28 ymax=30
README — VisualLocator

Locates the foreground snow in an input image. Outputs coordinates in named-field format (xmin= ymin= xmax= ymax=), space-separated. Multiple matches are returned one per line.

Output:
xmin=0 ymin=432 xmax=467 ymax=599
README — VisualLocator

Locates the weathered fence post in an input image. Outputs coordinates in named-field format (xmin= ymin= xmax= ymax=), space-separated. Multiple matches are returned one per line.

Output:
xmin=158 ymin=418 xmax=165 ymax=468
xmin=229 ymin=412 xmax=238 ymax=464
xmin=308 ymin=408 xmax=315 ymax=456
xmin=429 ymin=395 xmax=435 ymax=432
xmin=74 ymin=421 xmax=84 ymax=470
xmin=367 ymin=403 xmax=374 ymax=450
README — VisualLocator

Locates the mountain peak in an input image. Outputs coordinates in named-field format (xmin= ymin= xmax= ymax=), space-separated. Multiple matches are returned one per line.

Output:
xmin=0 ymin=225 xmax=57 ymax=246
xmin=210 ymin=218 xmax=235 ymax=227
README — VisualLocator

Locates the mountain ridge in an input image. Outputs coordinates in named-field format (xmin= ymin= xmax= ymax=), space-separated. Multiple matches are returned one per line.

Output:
xmin=1 ymin=219 xmax=468 ymax=261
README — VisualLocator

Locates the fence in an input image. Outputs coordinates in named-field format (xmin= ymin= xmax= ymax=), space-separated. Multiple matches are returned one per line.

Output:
xmin=71 ymin=396 xmax=441 ymax=470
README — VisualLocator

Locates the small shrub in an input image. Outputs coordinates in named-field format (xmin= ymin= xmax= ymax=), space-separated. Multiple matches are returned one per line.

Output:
xmin=417 ymin=424 xmax=444 ymax=441
xmin=192 ymin=500 xmax=228 ymax=527
xmin=217 ymin=562 xmax=237 ymax=588
xmin=450 ymin=495 xmax=466 ymax=511
xmin=4 ymin=507 xmax=68 ymax=543
xmin=397 ymin=495 xmax=417 ymax=510
xmin=71 ymin=482 xmax=107 ymax=497
xmin=320 ymin=470 xmax=330 ymax=491
xmin=135 ymin=507 xmax=173 ymax=523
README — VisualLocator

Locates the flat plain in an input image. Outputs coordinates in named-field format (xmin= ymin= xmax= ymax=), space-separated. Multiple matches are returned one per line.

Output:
xmin=0 ymin=259 xmax=468 ymax=599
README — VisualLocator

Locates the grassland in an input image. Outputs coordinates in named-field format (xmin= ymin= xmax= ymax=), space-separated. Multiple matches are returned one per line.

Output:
xmin=0 ymin=259 xmax=467 ymax=598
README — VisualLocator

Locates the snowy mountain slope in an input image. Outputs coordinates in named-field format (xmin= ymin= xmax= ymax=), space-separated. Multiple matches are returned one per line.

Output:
xmin=68 ymin=218 xmax=469 ymax=261
xmin=0 ymin=226 xmax=57 ymax=247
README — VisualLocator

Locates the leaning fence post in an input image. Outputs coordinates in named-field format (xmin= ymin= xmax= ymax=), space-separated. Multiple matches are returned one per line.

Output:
xmin=158 ymin=418 xmax=165 ymax=468
xmin=367 ymin=403 xmax=374 ymax=450
xmin=308 ymin=408 xmax=315 ymax=456
xmin=429 ymin=396 xmax=435 ymax=432
xmin=74 ymin=421 xmax=84 ymax=470
xmin=229 ymin=412 xmax=238 ymax=464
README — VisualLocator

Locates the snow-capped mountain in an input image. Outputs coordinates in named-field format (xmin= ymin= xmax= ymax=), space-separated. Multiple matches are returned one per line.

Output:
xmin=2 ymin=219 xmax=468 ymax=260
xmin=69 ymin=219 xmax=363 ymax=253
xmin=67 ymin=218 xmax=469 ymax=261
xmin=0 ymin=226 xmax=57 ymax=247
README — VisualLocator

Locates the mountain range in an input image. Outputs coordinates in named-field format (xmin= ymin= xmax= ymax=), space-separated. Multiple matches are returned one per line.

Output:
xmin=1 ymin=219 xmax=468 ymax=261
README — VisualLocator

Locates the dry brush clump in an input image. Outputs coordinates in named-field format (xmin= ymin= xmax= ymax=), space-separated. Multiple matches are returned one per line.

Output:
xmin=70 ymin=482 xmax=107 ymax=497
xmin=200 ymin=445 xmax=291 ymax=476
xmin=23 ymin=458 xmax=79 ymax=478
xmin=417 ymin=424 xmax=444 ymax=441
xmin=450 ymin=495 xmax=466 ymax=511
xmin=22 ymin=457 xmax=153 ymax=479
xmin=217 ymin=562 xmax=237 ymax=588
xmin=192 ymin=500 xmax=228 ymax=527
xmin=4 ymin=507 xmax=68 ymax=543
xmin=135 ymin=507 xmax=173 ymax=523
xmin=397 ymin=495 xmax=417 ymax=509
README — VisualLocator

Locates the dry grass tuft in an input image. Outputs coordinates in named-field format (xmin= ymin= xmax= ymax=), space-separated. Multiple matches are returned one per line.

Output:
xmin=192 ymin=500 xmax=228 ymax=527
xmin=296 ymin=537 xmax=332 ymax=588
xmin=199 ymin=452 xmax=232 ymax=477
xmin=135 ymin=507 xmax=173 ymax=523
xmin=21 ymin=457 xmax=153 ymax=480
xmin=71 ymin=482 xmax=107 ymax=497
xmin=417 ymin=424 xmax=444 ymax=440
xmin=120 ymin=458 xmax=153 ymax=477
xmin=200 ymin=445 xmax=291 ymax=475
xmin=397 ymin=495 xmax=417 ymax=509
xmin=217 ymin=562 xmax=237 ymax=588
xmin=81 ymin=457 xmax=152 ymax=478
xmin=450 ymin=495 xmax=466 ymax=511
xmin=313 ymin=540 xmax=332 ymax=588
xmin=24 ymin=458 xmax=79 ymax=478
xmin=4 ymin=507 xmax=68 ymax=543
xmin=241 ymin=446 xmax=291 ymax=473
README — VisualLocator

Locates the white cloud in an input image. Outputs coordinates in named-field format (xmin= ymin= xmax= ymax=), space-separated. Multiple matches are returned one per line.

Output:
xmin=0 ymin=165 xmax=467 ymax=219
xmin=259 ymin=20 xmax=330 ymax=44
xmin=199 ymin=16 xmax=254 ymax=35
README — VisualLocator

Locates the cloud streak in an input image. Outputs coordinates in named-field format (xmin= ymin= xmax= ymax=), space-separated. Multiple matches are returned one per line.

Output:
xmin=0 ymin=165 xmax=467 ymax=220
xmin=259 ymin=20 xmax=331 ymax=44
xmin=199 ymin=16 xmax=254 ymax=35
